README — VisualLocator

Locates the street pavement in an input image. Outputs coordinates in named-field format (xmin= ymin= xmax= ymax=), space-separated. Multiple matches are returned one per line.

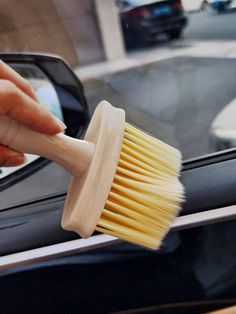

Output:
xmin=184 ymin=7 xmax=236 ymax=40
xmin=76 ymin=9 xmax=236 ymax=160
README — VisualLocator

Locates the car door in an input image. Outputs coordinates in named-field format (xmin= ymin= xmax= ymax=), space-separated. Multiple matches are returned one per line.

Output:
xmin=0 ymin=53 xmax=236 ymax=314
xmin=0 ymin=0 xmax=235 ymax=312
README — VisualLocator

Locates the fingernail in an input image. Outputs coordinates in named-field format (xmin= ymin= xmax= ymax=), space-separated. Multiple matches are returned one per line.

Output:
xmin=3 ymin=155 xmax=26 ymax=167
xmin=55 ymin=117 xmax=67 ymax=131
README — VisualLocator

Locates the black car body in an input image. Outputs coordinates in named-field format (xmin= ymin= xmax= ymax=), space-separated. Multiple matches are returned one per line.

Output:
xmin=1 ymin=139 xmax=236 ymax=314
xmin=119 ymin=0 xmax=188 ymax=46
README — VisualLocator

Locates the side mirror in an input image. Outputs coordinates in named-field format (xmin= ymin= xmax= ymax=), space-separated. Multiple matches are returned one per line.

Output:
xmin=0 ymin=53 xmax=89 ymax=190
xmin=210 ymin=97 xmax=236 ymax=152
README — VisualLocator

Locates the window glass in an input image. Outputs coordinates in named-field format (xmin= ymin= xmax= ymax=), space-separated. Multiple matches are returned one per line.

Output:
xmin=0 ymin=0 xmax=235 ymax=162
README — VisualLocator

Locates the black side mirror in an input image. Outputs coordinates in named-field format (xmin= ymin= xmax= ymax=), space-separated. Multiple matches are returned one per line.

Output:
xmin=0 ymin=53 xmax=89 ymax=190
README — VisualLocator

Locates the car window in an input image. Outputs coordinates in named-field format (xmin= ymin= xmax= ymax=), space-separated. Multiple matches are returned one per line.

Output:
xmin=0 ymin=1 xmax=235 ymax=161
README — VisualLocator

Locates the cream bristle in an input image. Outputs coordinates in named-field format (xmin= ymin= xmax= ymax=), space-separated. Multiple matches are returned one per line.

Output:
xmin=95 ymin=123 xmax=184 ymax=250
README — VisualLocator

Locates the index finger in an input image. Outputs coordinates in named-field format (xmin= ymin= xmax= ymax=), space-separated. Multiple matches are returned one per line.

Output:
xmin=0 ymin=80 xmax=66 ymax=134
xmin=0 ymin=60 xmax=37 ymax=101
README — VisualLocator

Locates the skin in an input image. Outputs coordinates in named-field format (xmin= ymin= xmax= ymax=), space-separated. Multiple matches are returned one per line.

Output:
xmin=0 ymin=60 xmax=66 ymax=167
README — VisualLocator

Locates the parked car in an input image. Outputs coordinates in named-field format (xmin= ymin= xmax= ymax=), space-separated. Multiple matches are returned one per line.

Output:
xmin=182 ymin=0 xmax=208 ymax=11
xmin=117 ymin=0 xmax=188 ymax=47
xmin=0 ymin=53 xmax=236 ymax=314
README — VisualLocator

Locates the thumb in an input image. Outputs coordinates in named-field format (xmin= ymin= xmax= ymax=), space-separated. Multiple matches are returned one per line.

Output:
xmin=0 ymin=145 xmax=26 ymax=167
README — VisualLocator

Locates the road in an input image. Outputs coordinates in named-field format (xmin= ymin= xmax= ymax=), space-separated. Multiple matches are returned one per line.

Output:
xmin=184 ymin=8 xmax=236 ymax=40
xmin=83 ymin=10 xmax=236 ymax=160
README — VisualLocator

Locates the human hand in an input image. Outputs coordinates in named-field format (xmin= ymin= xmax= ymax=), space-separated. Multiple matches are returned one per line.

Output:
xmin=0 ymin=60 xmax=66 ymax=167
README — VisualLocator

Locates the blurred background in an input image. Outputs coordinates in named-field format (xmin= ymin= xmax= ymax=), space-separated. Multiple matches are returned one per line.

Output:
xmin=1 ymin=0 xmax=236 ymax=160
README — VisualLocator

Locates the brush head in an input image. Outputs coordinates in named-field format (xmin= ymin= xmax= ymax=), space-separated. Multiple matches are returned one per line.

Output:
xmin=62 ymin=101 xmax=184 ymax=250
xmin=95 ymin=123 xmax=184 ymax=249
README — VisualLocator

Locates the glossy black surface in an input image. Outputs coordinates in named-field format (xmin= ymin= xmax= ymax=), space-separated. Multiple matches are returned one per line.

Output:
xmin=0 ymin=220 xmax=235 ymax=313
xmin=1 ymin=149 xmax=236 ymax=255
xmin=1 ymin=150 xmax=236 ymax=313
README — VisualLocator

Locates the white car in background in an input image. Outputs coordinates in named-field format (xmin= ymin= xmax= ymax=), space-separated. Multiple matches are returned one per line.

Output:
xmin=182 ymin=0 xmax=207 ymax=11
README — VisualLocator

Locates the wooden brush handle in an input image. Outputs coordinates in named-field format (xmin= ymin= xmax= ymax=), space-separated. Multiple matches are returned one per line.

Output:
xmin=0 ymin=116 xmax=95 ymax=176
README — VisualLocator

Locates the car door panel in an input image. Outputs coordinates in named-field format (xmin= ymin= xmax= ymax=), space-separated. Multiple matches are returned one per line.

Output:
xmin=1 ymin=149 xmax=236 ymax=257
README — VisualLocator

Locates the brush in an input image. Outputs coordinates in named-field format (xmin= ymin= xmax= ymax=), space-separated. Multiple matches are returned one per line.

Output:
xmin=0 ymin=100 xmax=184 ymax=249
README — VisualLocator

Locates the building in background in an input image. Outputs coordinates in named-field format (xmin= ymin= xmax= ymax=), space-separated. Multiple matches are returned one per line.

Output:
xmin=0 ymin=0 xmax=125 ymax=67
